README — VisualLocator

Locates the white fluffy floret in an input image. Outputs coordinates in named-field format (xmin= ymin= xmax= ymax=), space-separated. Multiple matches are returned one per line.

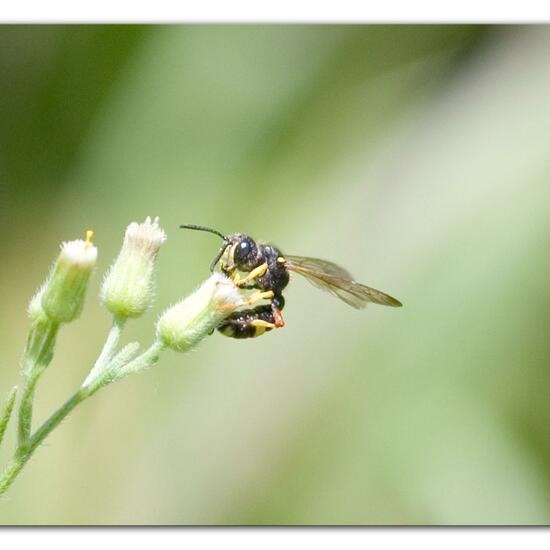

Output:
xmin=59 ymin=239 xmax=98 ymax=268
xmin=124 ymin=216 xmax=166 ymax=258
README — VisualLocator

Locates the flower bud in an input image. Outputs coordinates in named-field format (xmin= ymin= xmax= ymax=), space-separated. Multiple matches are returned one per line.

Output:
xmin=28 ymin=284 xmax=47 ymax=322
xmin=157 ymin=273 xmax=245 ymax=352
xmin=41 ymin=231 xmax=98 ymax=324
xmin=101 ymin=217 xmax=166 ymax=318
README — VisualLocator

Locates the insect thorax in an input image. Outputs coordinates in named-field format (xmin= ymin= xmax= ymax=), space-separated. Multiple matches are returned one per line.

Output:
xmin=257 ymin=243 xmax=290 ymax=294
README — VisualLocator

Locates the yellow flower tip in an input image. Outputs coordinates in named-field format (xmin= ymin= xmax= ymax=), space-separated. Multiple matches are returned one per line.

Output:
xmin=85 ymin=230 xmax=94 ymax=247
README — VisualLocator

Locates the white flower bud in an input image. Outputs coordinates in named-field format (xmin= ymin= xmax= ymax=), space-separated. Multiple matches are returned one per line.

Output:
xmin=157 ymin=273 xmax=245 ymax=353
xmin=41 ymin=231 xmax=98 ymax=324
xmin=101 ymin=217 xmax=166 ymax=318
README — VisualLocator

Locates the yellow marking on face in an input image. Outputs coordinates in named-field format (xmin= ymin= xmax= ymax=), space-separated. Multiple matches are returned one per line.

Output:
xmin=229 ymin=242 xmax=238 ymax=265
xmin=277 ymin=256 xmax=286 ymax=263
xmin=219 ymin=242 xmax=236 ymax=271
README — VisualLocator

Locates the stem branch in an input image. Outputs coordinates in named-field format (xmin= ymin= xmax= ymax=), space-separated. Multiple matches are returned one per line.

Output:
xmin=17 ymin=320 xmax=59 ymax=448
xmin=0 ymin=389 xmax=84 ymax=497
xmin=0 ymin=339 xmax=165 ymax=497
xmin=83 ymin=315 xmax=126 ymax=386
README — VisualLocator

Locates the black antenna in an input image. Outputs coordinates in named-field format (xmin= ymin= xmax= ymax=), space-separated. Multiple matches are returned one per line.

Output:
xmin=179 ymin=224 xmax=226 ymax=240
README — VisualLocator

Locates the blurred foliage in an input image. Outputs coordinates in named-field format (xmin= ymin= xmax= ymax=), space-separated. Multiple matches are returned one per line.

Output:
xmin=1 ymin=24 xmax=550 ymax=524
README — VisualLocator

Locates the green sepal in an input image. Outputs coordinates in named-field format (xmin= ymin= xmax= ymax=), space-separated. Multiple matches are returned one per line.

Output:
xmin=42 ymin=260 xmax=93 ymax=324
xmin=22 ymin=319 xmax=59 ymax=377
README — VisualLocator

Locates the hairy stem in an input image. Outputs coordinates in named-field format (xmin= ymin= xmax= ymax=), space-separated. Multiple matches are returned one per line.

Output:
xmin=0 ymin=339 xmax=165 ymax=497
xmin=0 ymin=453 xmax=26 ymax=496
xmin=17 ymin=321 xmax=59 ymax=448
xmin=0 ymin=387 xmax=17 ymax=449
xmin=0 ymin=389 xmax=84 ymax=497
xmin=83 ymin=315 xmax=127 ymax=386
xmin=115 ymin=340 xmax=165 ymax=380
xmin=16 ymin=373 xmax=39 ymax=448
xmin=28 ymin=390 xmax=86 ymax=456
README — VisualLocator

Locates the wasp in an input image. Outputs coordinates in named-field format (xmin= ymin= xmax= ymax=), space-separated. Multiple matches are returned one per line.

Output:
xmin=180 ymin=224 xmax=402 ymax=339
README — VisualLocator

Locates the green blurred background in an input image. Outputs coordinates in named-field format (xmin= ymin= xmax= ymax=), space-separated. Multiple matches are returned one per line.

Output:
xmin=0 ymin=24 xmax=549 ymax=525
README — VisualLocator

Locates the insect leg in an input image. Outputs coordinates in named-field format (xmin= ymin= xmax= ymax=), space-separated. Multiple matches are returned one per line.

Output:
xmin=215 ymin=290 xmax=274 ymax=312
xmin=271 ymin=307 xmax=285 ymax=328
xmin=271 ymin=293 xmax=285 ymax=327
xmin=245 ymin=290 xmax=274 ymax=305
xmin=250 ymin=319 xmax=276 ymax=329
xmin=234 ymin=262 xmax=268 ymax=287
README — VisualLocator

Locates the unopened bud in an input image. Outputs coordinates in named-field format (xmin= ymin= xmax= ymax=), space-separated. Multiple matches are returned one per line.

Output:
xmin=28 ymin=284 xmax=47 ymax=322
xmin=41 ymin=231 xmax=97 ymax=324
xmin=157 ymin=273 xmax=245 ymax=353
xmin=101 ymin=217 xmax=166 ymax=318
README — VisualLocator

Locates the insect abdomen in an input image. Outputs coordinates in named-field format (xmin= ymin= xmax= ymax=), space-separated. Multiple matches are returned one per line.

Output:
xmin=218 ymin=305 xmax=275 ymax=339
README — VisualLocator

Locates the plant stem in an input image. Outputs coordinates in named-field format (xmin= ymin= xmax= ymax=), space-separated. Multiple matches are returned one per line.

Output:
xmin=28 ymin=390 xmax=86 ymax=455
xmin=17 ymin=320 xmax=59 ymax=448
xmin=115 ymin=340 xmax=164 ymax=379
xmin=83 ymin=315 xmax=126 ymax=386
xmin=0 ymin=387 xmax=17 ymax=449
xmin=0 ymin=389 xmax=85 ymax=497
xmin=0 ymin=340 xmax=165 ymax=497
xmin=16 ymin=372 xmax=39 ymax=448
xmin=0 ymin=453 xmax=26 ymax=497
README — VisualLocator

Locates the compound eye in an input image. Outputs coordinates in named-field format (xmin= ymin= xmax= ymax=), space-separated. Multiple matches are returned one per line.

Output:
xmin=234 ymin=238 xmax=254 ymax=264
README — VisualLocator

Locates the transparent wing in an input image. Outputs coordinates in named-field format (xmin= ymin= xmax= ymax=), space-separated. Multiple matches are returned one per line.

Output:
xmin=285 ymin=255 xmax=402 ymax=309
